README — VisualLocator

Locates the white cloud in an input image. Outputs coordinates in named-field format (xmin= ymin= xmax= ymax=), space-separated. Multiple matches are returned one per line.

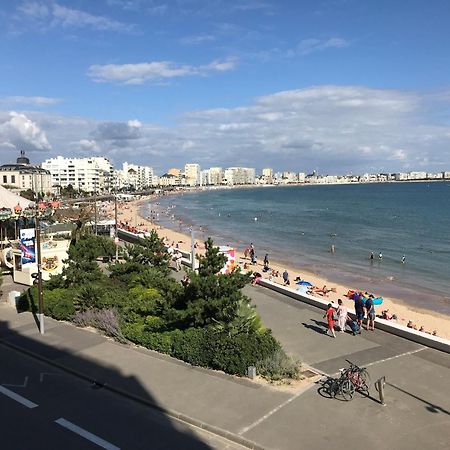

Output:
xmin=288 ymin=37 xmax=350 ymax=56
xmin=2 ymin=96 xmax=62 ymax=106
xmin=17 ymin=1 xmax=134 ymax=32
xmin=0 ymin=111 xmax=51 ymax=155
xmin=2 ymin=86 xmax=450 ymax=175
xmin=87 ymin=57 xmax=237 ymax=85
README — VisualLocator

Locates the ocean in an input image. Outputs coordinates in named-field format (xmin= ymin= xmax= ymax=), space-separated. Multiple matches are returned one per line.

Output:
xmin=141 ymin=182 xmax=450 ymax=316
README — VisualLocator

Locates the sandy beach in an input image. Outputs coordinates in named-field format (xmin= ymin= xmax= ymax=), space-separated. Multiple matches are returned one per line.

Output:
xmin=107 ymin=195 xmax=450 ymax=340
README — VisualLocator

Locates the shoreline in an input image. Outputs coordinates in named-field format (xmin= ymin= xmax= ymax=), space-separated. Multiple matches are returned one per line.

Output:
xmin=111 ymin=195 xmax=450 ymax=340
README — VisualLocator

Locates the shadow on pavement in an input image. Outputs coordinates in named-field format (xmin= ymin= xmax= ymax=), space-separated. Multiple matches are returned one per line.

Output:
xmin=387 ymin=382 xmax=450 ymax=416
xmin=301 ymin=322 xmax=325 ymax=335
xmin=0 ymin=318 xmax=213 ymax=449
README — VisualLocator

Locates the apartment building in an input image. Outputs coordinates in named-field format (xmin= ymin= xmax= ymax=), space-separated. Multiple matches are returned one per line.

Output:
xmin=184 ymin=163 xmax=201 ymax=186
xmin=42 ymin=156 xmax=114 ymax=193
xmin=122 ymin=162 xmax=154 ymax=190
xmin=223 ymin=167 xmax=255 ymax=185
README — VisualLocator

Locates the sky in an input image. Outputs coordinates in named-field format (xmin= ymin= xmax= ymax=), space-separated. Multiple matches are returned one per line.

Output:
xmin=1 ymin=0 xmax=450 ymax=175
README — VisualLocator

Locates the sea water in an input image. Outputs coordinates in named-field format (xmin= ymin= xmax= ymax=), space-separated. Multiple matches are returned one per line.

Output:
xmin=142 ymin=182 xmax=450 ymax=315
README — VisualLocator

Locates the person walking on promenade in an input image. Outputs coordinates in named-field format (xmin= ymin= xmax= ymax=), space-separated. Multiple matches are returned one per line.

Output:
xmin=354 ymin=293 xmax=365 ymax=329
xmin=323 ymin=303 xmax=336 ymax=338
xmin=337 ymin=299 xmax=347 ymax=333
xmin=365 ymin=295 xmax=376 ymax=331
xmin=282 ymin=269 xmax=290 ymax=285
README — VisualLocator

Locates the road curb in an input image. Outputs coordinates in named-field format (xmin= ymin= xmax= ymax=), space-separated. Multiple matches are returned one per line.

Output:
xmin=0 ymin=338 xmax=266 ymax=450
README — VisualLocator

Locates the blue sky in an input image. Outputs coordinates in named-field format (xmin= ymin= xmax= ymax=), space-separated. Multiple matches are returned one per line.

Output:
xmin=1 ymin=0 xmax=450 ymax=174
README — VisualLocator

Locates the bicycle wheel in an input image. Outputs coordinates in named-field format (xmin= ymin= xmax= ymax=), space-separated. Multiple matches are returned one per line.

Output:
xmin=329 ymin=379 xmax=340 ymax=398
xmin=340 ymin=378 xmax=355 ymax=401
xmin=359 ymin=369 xmax=371 ymax=391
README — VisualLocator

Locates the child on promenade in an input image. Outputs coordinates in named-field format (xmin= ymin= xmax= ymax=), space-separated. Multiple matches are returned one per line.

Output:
xmin=324 ymin=303 xmax=336 ymax=338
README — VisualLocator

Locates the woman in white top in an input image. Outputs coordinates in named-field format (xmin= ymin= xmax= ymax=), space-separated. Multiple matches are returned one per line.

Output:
xmin=337 ymin=299 xmax=348 ymax=333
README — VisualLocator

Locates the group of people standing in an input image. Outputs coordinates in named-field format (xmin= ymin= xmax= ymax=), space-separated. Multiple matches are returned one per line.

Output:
xmin=324 ymin=296 xmax=376 ymax=338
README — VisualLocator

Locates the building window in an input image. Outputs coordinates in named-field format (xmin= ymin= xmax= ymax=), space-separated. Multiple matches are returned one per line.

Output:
xmin=2 ymin=175 xmax=6 ymax=183
xmin=11 ymin=175 xmax=16 ymax=183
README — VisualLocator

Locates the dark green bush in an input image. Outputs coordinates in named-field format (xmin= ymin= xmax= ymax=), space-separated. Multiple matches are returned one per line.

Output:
xmin=44 ymin=288 xmax=76 ymax=320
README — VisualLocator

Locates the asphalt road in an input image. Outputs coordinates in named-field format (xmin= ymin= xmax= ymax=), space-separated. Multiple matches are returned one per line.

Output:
xmin=0 ymin=344 xmax=244 ymax=450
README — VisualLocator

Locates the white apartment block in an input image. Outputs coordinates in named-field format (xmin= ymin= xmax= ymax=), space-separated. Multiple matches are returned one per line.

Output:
xmin=42 ymin=156 xmax=114 ymax=193
xmin=298 ymin=172 xmax=306 ymax=183
xmin=184 ymin=163 xmax=201 ymax=186
xmin=122 ymin=162 xmax=154 ymax=190
xmin=207 ymin=167 xmax=223 ymax=186
xmin=223 ymin=167 xmax=255 ymax=185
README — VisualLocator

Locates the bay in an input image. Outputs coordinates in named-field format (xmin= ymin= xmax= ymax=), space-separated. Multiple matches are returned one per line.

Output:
xmin=143 ymin=182 xmax=450 ymax=316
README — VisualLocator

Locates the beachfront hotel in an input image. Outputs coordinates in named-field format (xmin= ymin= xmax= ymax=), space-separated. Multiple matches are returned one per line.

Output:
xmin=0 ymin=150 xmax=53 ymax=196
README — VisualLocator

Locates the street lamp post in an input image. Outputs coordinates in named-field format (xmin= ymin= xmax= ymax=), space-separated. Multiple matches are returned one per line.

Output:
xmin=35 ymin=214 xmax=44 ymax=334
xmin=114 ymin=193 xmax=119 ymax=261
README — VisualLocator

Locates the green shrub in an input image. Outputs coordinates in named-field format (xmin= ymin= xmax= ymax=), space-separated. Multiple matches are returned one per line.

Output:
xmin=44 ymin=288 xmax=76 ymax=320
xmin=256 ymin=348 xmax=301 ymax=381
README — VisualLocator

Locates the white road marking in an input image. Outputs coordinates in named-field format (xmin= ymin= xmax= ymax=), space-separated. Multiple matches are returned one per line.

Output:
xmin=0 ymin=385 xmax=38 ymax=408
xmin=238 ymin=383 xmax=315 ymax=435
xmin=55 ymin=418 xmax=120 ymax=450
xmin=329 ymin=346 xmax=427 ymax=377
xmin=40 ymin=372 xmax=60 ymax=383
xmin=2 ymin=376 xmax=29 ymax=388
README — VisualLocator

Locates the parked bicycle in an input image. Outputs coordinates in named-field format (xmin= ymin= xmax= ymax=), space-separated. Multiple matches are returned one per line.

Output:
xmin=343 ymin=360 xmax=371 ymax=393
xmin=322 ymin=370 xmax=356 ymax=401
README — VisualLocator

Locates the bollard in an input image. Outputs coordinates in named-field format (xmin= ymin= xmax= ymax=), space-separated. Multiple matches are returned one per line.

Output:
xmin=375 ymin=376 xmax=386 ymax=406
xmin=247 ymin=366 xmax=256 ymax=379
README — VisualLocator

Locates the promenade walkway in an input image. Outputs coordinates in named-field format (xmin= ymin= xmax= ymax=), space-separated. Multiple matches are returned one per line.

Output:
xmin=1 ymin=273 xmax=449 ymax=449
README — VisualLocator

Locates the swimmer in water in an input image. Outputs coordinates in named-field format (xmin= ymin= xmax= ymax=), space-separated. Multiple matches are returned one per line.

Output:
xmin=401 ymin=255 xmax=406 ymax=264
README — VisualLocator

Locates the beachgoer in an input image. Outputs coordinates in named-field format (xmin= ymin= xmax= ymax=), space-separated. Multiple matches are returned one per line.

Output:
xmin=354 ymin=294 xmax=365 ymax=329
xmin=173 ymin=250 xmax=182 ymax=271
xmin=251 ymin=272 xmax=262 ymax=286
xmin=401 ymin=255 xmax=406 ymax=264
xmin=323 ymin=304 xmax=336 ymax=338
xmin=370 ymin=251 xmax=374 ymax=260
xmin=249 ymin=247 xmax=256 ymax=264
xmin=181 ymin=275 xmax=190 ymax=287
xmin=337 ymin=299 xmax=347 ymax=333
xmin=263 ymin=253 xmax=269 ymax=269
xmin=282 ymin=269 xmax=290 ymax=285
xmin=379 ymin=252 xmax=383 ymax=260
xmin=365 ymin=295 xmax=376 ymax=331
xmin=407 ymin=320 xmax=417 ymax=330
xmin=419 ymin=326 xmax=425 ymax=332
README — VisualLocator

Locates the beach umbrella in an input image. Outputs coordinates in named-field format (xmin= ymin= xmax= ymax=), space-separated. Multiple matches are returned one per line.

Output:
xmin=296 ymin=280 xmax=313 ymax=286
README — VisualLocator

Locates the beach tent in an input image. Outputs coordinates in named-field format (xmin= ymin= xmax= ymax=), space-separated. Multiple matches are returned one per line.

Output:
xmin=296 ymin=280 xmax=313 ymax=286
xmin=0 ymin=185 xmax=33 ymax=209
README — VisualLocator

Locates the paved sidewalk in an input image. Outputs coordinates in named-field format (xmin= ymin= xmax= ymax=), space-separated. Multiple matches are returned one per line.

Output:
xmin=1 ymin=276 xmax=449 ymax=450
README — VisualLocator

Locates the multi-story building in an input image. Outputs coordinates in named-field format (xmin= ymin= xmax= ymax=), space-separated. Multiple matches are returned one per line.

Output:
xmin=298 ymin=172 xmax=306 ymax=183
xmin=159 ymin=173 xmax=187 ymax=187
xmin=42 ymin=156 xmax=114 ymax=193
xmin=223 ymin=167 xmax=255 ymax=185
xmin=0 ymin=150 xmax=53 ymax=196
xmin=122 ymin=162 xmax=154 ymax=190
xmin=184 ymin=163 xmax=201 ymax=186
xmin=207 ymin=167 xmax=223 ymax=186
xmin=167 ymin=168 xmax=181 ymax=177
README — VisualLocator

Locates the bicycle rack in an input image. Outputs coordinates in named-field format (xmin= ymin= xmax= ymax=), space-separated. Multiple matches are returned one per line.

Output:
xmin=375 ymin=376 xmax=386 ymax=406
